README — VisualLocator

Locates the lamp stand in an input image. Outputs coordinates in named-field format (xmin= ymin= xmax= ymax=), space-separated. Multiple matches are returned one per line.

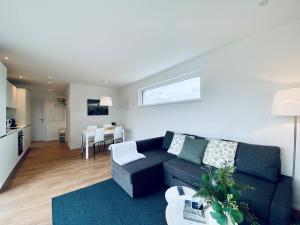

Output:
xmin=292 ymin=116 xmax=298 ymax=183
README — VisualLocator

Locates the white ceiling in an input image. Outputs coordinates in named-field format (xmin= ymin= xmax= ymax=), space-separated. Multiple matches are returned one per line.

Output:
xmin=0 ymin=0 xmax=300 ymax=92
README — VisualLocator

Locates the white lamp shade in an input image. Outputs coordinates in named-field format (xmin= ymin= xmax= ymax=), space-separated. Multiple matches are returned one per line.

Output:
xmin=271 ymin=88 xmax=300 ymax=116
xmin=100 ymin=96 xmax=112 ymax=106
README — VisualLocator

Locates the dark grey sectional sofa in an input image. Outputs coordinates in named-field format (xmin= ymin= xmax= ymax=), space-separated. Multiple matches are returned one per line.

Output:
xmin=111 ymin=131 xmax=293 ymax=225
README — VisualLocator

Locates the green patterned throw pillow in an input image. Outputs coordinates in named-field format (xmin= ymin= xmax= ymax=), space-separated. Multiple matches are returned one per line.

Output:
xmin=167 ymin=133 xmax=186 ymax=155
xmin=202 ymin=139 xmax=238 ymax=168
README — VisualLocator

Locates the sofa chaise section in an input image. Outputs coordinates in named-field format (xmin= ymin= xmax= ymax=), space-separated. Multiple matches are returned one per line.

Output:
xmin=111 ymin=137 xmax=176 ymax=197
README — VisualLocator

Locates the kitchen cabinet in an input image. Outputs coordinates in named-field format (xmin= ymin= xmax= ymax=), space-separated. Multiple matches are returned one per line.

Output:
xmin=0 ymin=62 xmax=7 ymax=137
xmin=23 ymin=125 xmax=31 ymax=152
xmin=0 ymin=132 xmax=18 ymax=188
xmin=16 ymin=88 xmax=31 ymax=127
xmin=6 ymin=81 xmax=17 ymax=109
xmin=0 ymin=125 xmax=31 ymax=189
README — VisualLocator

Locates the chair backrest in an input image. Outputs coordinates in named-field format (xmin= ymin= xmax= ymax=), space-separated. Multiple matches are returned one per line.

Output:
xmin=103 ymin=123 xmax=112 ymax=129
xmin=114 ymin=127 xmax=123 ymax=140
xmin=94 ymin=128 xmax=105 ymax=143
xmin=87 ymin=126 xmax=97 ymax=131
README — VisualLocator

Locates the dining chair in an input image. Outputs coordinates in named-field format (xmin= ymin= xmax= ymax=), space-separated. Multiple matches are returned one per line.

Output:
xmin=81 ymin=125 xmax=97 ymax=158
xmin=113 ymin=126 xmax=123 ymax=144
xmin=86 ymin=125 xmax=97 ymax=142
xmin=93 ymin=128 xmax=105 ymax=159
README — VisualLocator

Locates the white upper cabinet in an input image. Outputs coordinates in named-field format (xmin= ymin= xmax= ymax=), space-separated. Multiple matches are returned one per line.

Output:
xmin=0 ymin=62 xmax=7 ymax=137
xmin=6 ymin=81 xmax=17 ymax=109
xmin=16 ymin=88 xmax=31 ymax=127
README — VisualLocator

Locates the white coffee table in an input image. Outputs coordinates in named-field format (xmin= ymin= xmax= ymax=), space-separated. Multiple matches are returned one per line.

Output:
xmin=165 ymin=186 xmax=224 ymax=225
xmin=165 ymin=186 xmax=198 ymax=225
xmin=165 ymin=186 xmax=197 ymax=204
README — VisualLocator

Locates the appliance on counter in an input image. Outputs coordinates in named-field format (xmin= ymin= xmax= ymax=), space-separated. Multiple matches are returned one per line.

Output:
xmin=6 ymin=119 xmax=12 ymax=128
xmin=6 ymin=118 xmax=17 ymax=129
xmin=10 ymin=119 xmax=17 ymax=128
xmin=18 ymin=130 xmax=24 ymax=156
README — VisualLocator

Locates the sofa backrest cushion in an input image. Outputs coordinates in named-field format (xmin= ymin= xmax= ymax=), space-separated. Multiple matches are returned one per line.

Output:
xmin=162 ymin=131 xmax=205 ymax=150
xmin=162 ymin=131 xmax=175 ymax=150
xmin=235 ymin=142 xmax=281 ymax=183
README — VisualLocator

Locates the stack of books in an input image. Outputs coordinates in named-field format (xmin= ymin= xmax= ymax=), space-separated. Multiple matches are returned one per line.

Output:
xmin=175 ymin=186 xmax=206 ymax=225
xmin=183 ymin=199 xmax=206 ymax=224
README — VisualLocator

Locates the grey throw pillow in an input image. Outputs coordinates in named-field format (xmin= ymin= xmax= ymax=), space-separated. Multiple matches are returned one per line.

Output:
xmin=178 ymin=137 xmax=209 ymax=165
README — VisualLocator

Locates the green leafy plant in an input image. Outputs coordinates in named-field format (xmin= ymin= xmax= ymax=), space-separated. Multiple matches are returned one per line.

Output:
xmin=195 ymin=165 xmax=259 ymax=225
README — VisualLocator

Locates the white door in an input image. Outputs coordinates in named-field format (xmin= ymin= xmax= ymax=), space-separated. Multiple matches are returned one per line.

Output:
xmin=45 ymin=100 xmax=66 ymax=141
xmin=31 ymin=99 xmax=45 ymax=141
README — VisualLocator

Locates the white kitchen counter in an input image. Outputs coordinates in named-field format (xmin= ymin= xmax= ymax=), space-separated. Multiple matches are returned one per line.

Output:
xmin=1 ymin=124 xmax=31 ymax=137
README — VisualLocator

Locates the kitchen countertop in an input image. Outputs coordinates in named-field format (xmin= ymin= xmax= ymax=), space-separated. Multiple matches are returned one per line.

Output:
xmin=0 ymin=124 xmax=31 ymax=138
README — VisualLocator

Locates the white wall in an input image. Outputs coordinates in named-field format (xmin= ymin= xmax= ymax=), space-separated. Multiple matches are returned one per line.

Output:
xmin=68 ymin=83 xmax=122 ymax=149
xmin=120 ymin=21 xmax=300 ymax=208
xmin=66 ymin=85 xmax=70 ymax=143
xmin=29 ymin=89 xmax=65 ymax=100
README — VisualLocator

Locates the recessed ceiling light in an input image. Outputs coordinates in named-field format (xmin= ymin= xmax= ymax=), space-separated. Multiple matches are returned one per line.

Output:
xmin=48 ymin=81 xmax=52 ymax=84
xmin=4 ymin=57 xmax=9 ymax=60
xmin=19 ymin=75 xmax=23 ymax=79
xmin=259 ymin=0 xmax=269 ymax=6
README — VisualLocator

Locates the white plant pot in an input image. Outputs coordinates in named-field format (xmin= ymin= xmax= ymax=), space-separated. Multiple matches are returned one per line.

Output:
xmin=205 ymin=207 xmax=236 ymax=225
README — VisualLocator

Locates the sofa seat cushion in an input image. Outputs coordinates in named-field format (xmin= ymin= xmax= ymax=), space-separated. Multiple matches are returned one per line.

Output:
xmin=233 ymin=172 xmax=276 ymax=220
xmin=120 ymin=149 xmax=176 ymax=184
xmin=163 ymin=158 xmax=207 ymax=188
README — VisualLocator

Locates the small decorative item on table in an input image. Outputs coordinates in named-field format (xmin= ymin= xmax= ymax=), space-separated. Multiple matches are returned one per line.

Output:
xmin=183 ymin=198 xmax=206 ymax=224
xmin=165 ymin=186 xmax=207 ymax=225
xmin=195 ymin=164 xmax=259 ymax=225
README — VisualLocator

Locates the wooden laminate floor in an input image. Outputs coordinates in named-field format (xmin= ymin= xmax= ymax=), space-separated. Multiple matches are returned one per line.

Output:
xmin=0 ymin=141 xmax=111 ymax=225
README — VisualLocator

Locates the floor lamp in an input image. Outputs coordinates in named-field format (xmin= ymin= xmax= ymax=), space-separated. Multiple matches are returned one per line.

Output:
xmin=272 ymin=88 xmax=300 ymax=182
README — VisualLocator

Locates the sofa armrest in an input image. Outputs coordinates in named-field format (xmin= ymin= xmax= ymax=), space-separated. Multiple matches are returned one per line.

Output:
xmin=136 ymin=136 xmax=164 ymax=153
xmin=269 ymin=175 xmax=293 ymax=225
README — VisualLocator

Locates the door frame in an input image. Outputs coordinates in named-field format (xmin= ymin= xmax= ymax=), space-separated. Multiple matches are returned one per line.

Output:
xmin=31 ymin=98 xmax=46 ymax=141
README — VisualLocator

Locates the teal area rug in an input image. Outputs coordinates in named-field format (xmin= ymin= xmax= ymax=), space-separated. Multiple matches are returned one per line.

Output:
xmin=52 ymin=179 xmax=300 ymax=225
xmin=52 ymin=179 xmax=168 ymax=225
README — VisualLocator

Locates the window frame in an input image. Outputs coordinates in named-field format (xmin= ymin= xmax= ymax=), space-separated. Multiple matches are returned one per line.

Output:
xmin=138 ymin=71 xmax=201 ymax=107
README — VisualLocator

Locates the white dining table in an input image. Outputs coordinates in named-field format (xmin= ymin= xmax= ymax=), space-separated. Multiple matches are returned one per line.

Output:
xmin=82 ymin=128 xmax=125 ymax=159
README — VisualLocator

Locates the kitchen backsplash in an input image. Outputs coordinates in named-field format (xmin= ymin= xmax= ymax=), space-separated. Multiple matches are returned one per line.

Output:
xmin=6 ymin=108 xmax=16 ymax=119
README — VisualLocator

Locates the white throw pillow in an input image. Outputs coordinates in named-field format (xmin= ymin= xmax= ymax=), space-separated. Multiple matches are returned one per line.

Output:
xmin=167 ymin=133 xmax=186 ymax=156
xmin=202 ymin=139 xmax=238 ymax=168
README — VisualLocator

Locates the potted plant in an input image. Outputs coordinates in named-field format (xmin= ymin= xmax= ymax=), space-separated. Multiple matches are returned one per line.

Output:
xmin=195 ymin=165 xmax=259 ymax=225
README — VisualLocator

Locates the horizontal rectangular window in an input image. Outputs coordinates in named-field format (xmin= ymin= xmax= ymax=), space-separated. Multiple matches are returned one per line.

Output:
xmin=138 ymin=72 xmax=201 ymax=106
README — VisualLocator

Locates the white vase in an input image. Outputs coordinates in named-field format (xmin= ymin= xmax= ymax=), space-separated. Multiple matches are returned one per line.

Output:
xmin=205 ymin=207 xmax=236 ymax=225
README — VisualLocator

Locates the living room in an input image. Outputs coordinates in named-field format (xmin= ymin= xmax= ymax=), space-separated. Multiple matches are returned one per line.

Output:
xmin=0 ymin=1 xmax=300 ymax=225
